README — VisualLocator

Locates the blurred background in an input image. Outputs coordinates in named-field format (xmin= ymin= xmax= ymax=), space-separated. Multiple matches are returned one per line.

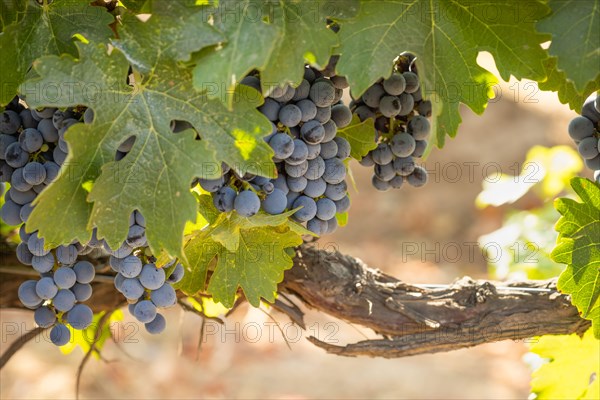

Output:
xmin=0 ymin=54 xmax=592 ymax=399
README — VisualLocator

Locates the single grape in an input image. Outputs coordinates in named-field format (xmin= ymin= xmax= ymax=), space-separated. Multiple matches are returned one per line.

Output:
xmin=0 ymin=110 xmax=21 ymax=134
xmin=18 ymin=280 xmax=43 ymax=308
xmin=37 ymin=118 xmax=59 ymax=142
xmin=9 ymin=188 xmax=36 ymax=205
xmin=585 ymin=154 xmax=600 ymax=170
xmin=335 ymin=195 xmax=351 ymax=212
xmin=105 ymin=242 xmax=133 ymax=258
xmin=150 ymin=284 xmax=177 ymax=308
xmin=306 ymin=143 xmax=321 ymax=160
xmin=292 ymin=79 xmax=311 ymax=101
xmin=372 ymin=175 xmax=391 ymax=191
xmin=269 ymin=133 xmax=295 ymax=159
xmin=398 ymin=93 xmax=415 ymax=116
xmin=320 ymin=140 xmax=338 ymax=159
xmin=53 ymin=146 xmax=67 ymax=165
xmin=72 ymin=283 xmax=93 ymax=302
xmin=127 ymin=224 xmax=147 ymax=247
xmin=167 ymin=263 xmax=185 ymax=284
xmin=322 ymin=120 xmax=338 ymax=143
xmin=19 ymin=109 xmax=37 ymax=129
xmin=359 ymin=154 xmax=375 ymax=167
xmin=334 ymin=137 xmax=351 ymax=160
xmin=383 ymin=73 xmax=406 ymax=96
xmin=19 ymin=225 xmax=32 ymax=242
xmin=73 ymin=261 xmax=95 ymax=284
xmin=286 ymin=191 xmax=301 ymax=209
xmin=354 ymin=105 xmax=376 ymax=121
xmin=407 ymin=165 xmax=428 ymax=187
xmin=390 ymin=133 xmax=416 ymax=157
xmin=324 ymin=181 xmax=347 ymax=201
xmin=28 ymin=233 xmax=50 ymax=257
xmin=1 ymin=198 xmax=23 ymax=225
xmin=50 ymin=324 xmax=71 ymax=346
xmin=133 ymin=300 xmax=157 ymax=323
xmin=16 ymin=242 xmax=34 ymax=265
xmin=412 ymin=140 xmax=427 ymax=158
xmin=19 ymin=202 xmax=34 ymax=223
xmin=34 ymin=306 xmax=57 ymax=328
xmin=287 ymin=139 xmax=309 ymax=165
xmin=305 ymin=156 xmax=326 ymax=180
xmin=0 ymin=134 xmax=17 ymax=158
xmin=213 ymin=186 xmax=237 ymax=212
xmin=22 ymin=161 xmax=46 ymax=185
xmin=374 ymin=162 xmax=396 ymax=181
xmin=316 ymin=198 xmax=336 ymax=220
xmin=403 ymin=72 xmax=420 ymax=93
xmin=259 ymin=98 xmax=281 ymax=121
xmin=32 ymin=253 xmax=55 ymax=273
xmin=371 ymin=143 xmax=394 ymax=165
xmin=292 ymin=196 xmax=317 ymax=222
xmin=284 ymin=160 xmax=309 ymax=178
xmin=119 ymin=255 xmax=143 ymax=278
xmin=272 ymin=85 xmax=296 ymax=103
xmin=315 ymin=106 xmax=331 ymax=124
xmin=393 ymin=156 xmax=416 ymax=176
xmin=303 ymin=67 xmax=316 ymax=83
xmin=53 ymin=289 xmax=76 ymax=312
xmin=54 ymin=267 xmax=77 ymax=289
xmin=390 ymin=175 xmax=405 ymax=189
xmin=582 ymin=96 xmax=600 ymax=124
xmin=139 ymin=263 xmax=166 ymax=290
xmin=234 ymin=190 xmax=261 ymax=217
xmin=5 ymin=142 xmax=30 ymax=168
xmin=362 ymin=84 xmax=385 ymax=108
xmin=303 ymin=178 xmax=327 ymax=197
xmin=19 ymin=128 xmax=43 ymax=152
xmin=32 ymin=108 xmax=56 ymax=119
xmin=417 ymin=100 xmax=432 ymax=117
xmin=408 ymin=115 xmax=431 ymax=140
xmin=307 ymin=217 xmax=328 ymax=235
xmin=380 ymin=96 xmax=402 ymax=118
xmin=198 ymin=176 xmax=225 ymax=193
xmin=325 ymin=216 xmax=338 ymax=234
xmin=56 ymin=244 xmax=78 ymax=265
xmin=297 ymin=99 xmax=317 ymax=122
xmin=322 ymin=158 xmax=346 ymax=184
xmin=66 ymin=304 xmax=93 ymax=329
xmin=578 ymin=136 xmax=600 ymax=159
xmin=330 ymin=75 xmax=349 ymax=89
xmin=287 ymin=175 xmax=308 ymax=192
xmin=121 ymin=278 xmax=145 ymax=300
xmin=301 ymin=120 xmax=326 ymax=144
xmin=330 ymin=104 xmax=352 ymax=128
xmin=145 ymin=313 xmax=166 ymax=334
xmin=36 ymin=277 xmax=58 ymax=299
xmin=309 ymin=79 xmax=336 ymax=107
xmin=279 ymin=104 xmax=302 ymax=128
xmin=11 ymin=168 xmax=32 ymax=191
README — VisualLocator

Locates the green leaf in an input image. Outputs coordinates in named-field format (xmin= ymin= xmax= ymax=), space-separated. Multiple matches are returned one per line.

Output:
xmin=1 ymin=0 xmax=26 ymax=31
xmin=538 ymin=0 xmax=600 ymax=93
xmin=118 ymin=0 xmax=151 ymax=12
xmin=20 ymin=42 xmax=274 ymax=260
xmin=337 ymin=0 xmax=550 ymax=147
xmin=336 ymin=114 xmax=377 ymax=160
xmin=539 ymin=57 xmax=600 ymax=112
xmin=259 ymin=0 xmax=339 ymax=89
xmin=181 ymin=214 xmax=303 ymax=306
xmin=207 ymin=224 xmax=302 ymax=307
xmin=0 ymin=0 xmax=114 ymax=105
xmin=112 ymin=0 xmax=223 ymax=73
xmin=193 ymin=0 xmax=279 ymax=105
xmin=530 ymin=329 xmax=599 ymax=400
xmin=552 ymin=178 xmax=600 ymax=338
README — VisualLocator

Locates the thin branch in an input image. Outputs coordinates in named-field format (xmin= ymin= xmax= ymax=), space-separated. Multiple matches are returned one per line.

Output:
xmin=0 ymin=327 xmax=48 ymax=369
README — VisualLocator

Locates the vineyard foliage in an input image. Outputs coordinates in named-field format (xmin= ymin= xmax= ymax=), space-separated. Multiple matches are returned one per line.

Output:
xmin=0 ymin=0 xmax=599 ymax=342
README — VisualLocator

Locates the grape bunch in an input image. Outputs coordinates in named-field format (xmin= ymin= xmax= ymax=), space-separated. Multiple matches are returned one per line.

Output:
xmin=567 ymin=93 xmax=600 ymax=183
xmin=1 ymin=98 xmax=98 ymax=346
xmin=350 ymin=54 xmax=432 ymax=191
xmin=1 ymin=97 xmax=183 ymax=344
xmin=104 ymin=211 xmax=184 ymax=335
xmin=198 ymin=64 xmax=353 ymax=236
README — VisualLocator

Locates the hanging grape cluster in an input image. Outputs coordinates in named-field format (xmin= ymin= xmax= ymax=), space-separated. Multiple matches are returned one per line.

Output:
xmin=350 ymin=54 xmax=432 ymax=191
xmin=0 ymin=97 xmax=183 ymax=345
xmin=567 ymin=93 xmax=600 ymax=183
xmin=198 ymin=64 xmax=353 ymax=236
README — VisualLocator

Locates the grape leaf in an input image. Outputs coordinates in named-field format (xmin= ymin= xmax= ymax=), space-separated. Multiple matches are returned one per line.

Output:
xmin=259 ymin=0 xmax=340 ymax=90
xmin=0 ymin=0 xmax=114 ymax=105
xmin=118 ymin=0 xmax=151 ymax=13
xmin=530 ymin=329 xmax=599 ymax=400
xmin=552 ymin=178 xmax=600 ymax=338
xmin=538 ymin=0 xmax=600 ymax=93
xmin=539 ymin=57 xmax=600 ymax=112
xmin=336 ymin=0 xmax=550 ymax=147
xmin=112 ymin=0 xmax=223 ymax=73
xmin=0 ymin=0 xmax=26 ymax=31
xmin=181 ymin=215 xmax=303 ymax=306
xmin=336 ymin=114 xmax=377 ymax=160
xmin=192 ymin=0 xmax=280 ymax=105
xmin=20 ymin=42 xmax=274 ymax=260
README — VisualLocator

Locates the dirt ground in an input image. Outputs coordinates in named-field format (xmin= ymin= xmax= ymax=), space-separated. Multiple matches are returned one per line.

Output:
xmin=0 ymin=55 xmax=582 ymax=399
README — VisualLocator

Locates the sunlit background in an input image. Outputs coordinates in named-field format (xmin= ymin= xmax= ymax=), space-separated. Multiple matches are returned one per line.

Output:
xmin=0 ymin=54 xmax=594 ymax=399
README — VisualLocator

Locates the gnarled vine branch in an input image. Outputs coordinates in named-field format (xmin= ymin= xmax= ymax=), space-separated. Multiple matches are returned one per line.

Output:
xmin=0 ymin=243 xmax=589 ymax=360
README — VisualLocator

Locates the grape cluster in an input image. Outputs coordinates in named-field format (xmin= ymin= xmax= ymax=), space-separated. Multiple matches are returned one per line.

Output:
xmin=350 ymin=54 xmax=432 ymax=191
xmin=1 ymin=98 xmax=97 ymax=345
xmin=105 ymin=211 xmax=184 ymax=335
xmin=200 ymin=65 xmax=353 ymax=236
xmin=1 ymin=97 xmax=183 ymax=344
xmin=567 ymin=93 xmax=600 ymax=183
